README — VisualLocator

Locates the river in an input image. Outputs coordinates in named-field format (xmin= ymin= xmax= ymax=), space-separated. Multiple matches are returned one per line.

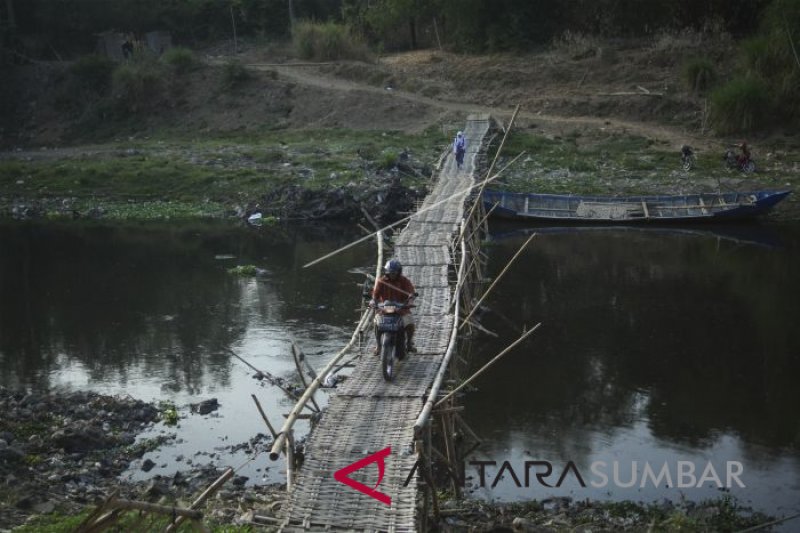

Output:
xmin=1 ymin=219 xmax=798 ymax=523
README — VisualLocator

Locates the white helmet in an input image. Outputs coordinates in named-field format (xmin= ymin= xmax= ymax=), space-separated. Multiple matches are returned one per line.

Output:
xmin=457 ymin=131 xmax=463 ymax=137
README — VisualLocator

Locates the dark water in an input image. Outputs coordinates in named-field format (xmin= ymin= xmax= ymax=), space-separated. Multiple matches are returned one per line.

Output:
xmin=464 ymin=222 xmax=800 ymax=522
xmin=1 ymin=219 xmax=799 ymax=521
xmin=0 ymin=220 xmax=372 ymax=484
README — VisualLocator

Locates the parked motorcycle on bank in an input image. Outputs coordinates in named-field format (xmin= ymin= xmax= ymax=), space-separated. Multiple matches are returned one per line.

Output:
xmin=680 ymin=145 xmax=695 ymax=171
xmin=723 ymin=147 xmax=756 ymax=173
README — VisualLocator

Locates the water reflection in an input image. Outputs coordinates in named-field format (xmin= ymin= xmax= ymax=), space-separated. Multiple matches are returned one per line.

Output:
xmin=0 ymin=220 xmax=370 ymax=392
xmin=465 ymin=223 xmax=800 ymax=517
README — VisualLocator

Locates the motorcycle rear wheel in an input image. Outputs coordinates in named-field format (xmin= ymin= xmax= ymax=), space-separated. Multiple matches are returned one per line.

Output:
xmin=381 ymin=335 xmax=395 ymax=381
xmin=742 ymin=160 xmax=756 ymax=173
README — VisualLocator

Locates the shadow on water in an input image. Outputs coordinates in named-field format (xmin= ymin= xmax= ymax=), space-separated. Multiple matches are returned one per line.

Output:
xmin=463 ymin=221 xmax=800 ymax=519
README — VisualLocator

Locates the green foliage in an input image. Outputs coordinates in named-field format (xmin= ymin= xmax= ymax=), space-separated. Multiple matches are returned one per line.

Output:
xmin=710 ymin=76 xmax=772 ymax=134
xmin=738 ymin=0 xmax=800 ymax=122
xmin=11 ymin=511 xmax=91 ymax=532
xmin=161 ymin=46 xmax=198 ymax=75
xmin=228 ymin=265 xmax=258 ymax=276
xmin=68 ymin=55 xmax=116 ymax=94
xmin=221 ymin=60 xmax=252 ymax=88
xmin=683 ymin=57 xmax=716 ymax=94
xmin=24 ymin=454 xmax=44 ymax=465
xmin=158 ymin=401 xmax=179 ymax=425
xmin=380 ymin=150 xmax=398 ymax=169
xmin=52 ymin=55 xmax=115 ymax=112
xmin=111 ymin=57 xmax=166 ymax=115
xmin=293 ymin=20 xmax=372 ymax=61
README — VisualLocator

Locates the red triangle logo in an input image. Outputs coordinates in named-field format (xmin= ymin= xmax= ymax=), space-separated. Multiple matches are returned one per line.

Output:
xmin=333 ymin=446 xmax=392 ymax=505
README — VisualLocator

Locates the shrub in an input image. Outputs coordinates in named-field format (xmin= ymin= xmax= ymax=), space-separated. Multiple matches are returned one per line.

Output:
xmin=68 ymin=54 xmax=115 ymax=94
xmin=293 ymin=20 xmax=372 ymax=61
xmin=380 ymin=151 xmax=398 ymax=169
xmin=53 ymin=55 xmax=114 ymax=112
xmin=161 ymin=46 xmax=197 ymax=74
xmin=111 ymin=58 xmax=165 ymax=114
xmin=683 ymin=57 xmax=715 ymax=94
xmin=709 ymin=76 xmax=771 ymax=134
xmin=221 ymin=59 xmax=251 ymax=87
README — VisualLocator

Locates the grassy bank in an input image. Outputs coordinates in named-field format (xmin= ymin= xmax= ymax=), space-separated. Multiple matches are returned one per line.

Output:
xmin=2 ymin=126 xmax=798 ymax=221
xmin=0 ymin=127 xmax=444 ymax=220
xmin=491 ymin=129 xmax=800 ymax=197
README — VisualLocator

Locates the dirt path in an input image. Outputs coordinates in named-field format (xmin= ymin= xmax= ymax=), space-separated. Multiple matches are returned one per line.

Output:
xmin=248 ymin=62 xmax=715 ymax=150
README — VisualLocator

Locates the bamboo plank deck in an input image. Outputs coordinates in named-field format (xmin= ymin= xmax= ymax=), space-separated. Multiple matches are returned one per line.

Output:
xmin=278 ymin=114 xmax=491 ymax=531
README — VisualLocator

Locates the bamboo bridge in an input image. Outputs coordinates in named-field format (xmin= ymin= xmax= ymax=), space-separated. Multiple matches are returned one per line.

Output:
xmin=269 ymin=113 xmax=496 ymax=531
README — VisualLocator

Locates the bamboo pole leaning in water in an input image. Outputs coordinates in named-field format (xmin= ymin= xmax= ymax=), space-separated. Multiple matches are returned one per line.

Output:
xmin=435 ymin=323 xmax=542 ymax=408
xmin=291 ymin=344 xmax=321 ymax=412
xmin=224 ymin=347 xmax=317 ymax=412
xmin=269 ymin=231 xmax=384 ymax=462
xmin=459 ymin=233 xmax=536 ymax=329
xmin=251 ymin=394 xmax=278 ymax=439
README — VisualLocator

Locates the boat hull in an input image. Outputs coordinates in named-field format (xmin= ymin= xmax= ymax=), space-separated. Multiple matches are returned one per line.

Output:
xmin=482 ymin=190 xmax=792 ymax=223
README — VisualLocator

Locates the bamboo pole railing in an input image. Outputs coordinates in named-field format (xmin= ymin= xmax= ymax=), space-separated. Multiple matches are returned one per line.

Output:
xmin=269 ymin=230 xmax=384 ymax=461
xmin=413 ymin=219 xmax=469 ymax=435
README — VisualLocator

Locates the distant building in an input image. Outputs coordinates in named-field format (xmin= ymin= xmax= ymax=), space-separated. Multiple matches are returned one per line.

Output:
xmin=96 ymin=31 xmax=172 ymax=61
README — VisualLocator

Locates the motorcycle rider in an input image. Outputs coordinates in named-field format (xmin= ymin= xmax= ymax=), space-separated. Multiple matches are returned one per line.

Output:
xmin=737 ymin=141 xmax=751 ymax=167
xmin=370 ymin=258 xmax=416 ymax=355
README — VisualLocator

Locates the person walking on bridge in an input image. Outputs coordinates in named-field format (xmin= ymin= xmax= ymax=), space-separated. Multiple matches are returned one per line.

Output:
xmin=453 ymin=131 xmax=466 ymax=169
xmin=370 ymin=258 xmax=417 ymax=355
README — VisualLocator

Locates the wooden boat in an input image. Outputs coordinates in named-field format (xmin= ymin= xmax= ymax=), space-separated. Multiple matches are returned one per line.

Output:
xmin=482 ymin=189 xmax=792 ymax=223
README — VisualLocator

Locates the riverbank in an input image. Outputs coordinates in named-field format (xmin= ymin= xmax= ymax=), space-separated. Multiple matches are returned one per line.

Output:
xmin=2 ymin=125 xmax=799 ymax=224
xmin=0 ymin=389 xmax=778 ymax=532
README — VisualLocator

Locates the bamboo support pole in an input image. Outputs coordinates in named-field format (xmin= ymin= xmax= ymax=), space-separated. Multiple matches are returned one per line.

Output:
xmin=291 ymin=341 xmax=318 ymax=379
xmin=436 ymin=323 xmax=542 ymax=408
xmin=251 ymin=394 xmax=278 ymax=439
xmin=286 ymin=430 xmax=295 ymax=492
xmin=455 ymin=413 xmax=482 ymax=445
xmin=440 ymin=412 xmax=458 ymax=496
xmin=76 ymin=489 xmax=119 ymax=533
xmin=457 ymin=105 xmax=521 ymax=247
xmin=465 ymin=202 xmax=498 ymax=246
xmin=419 ymin=444 xmax=440 ymax=522
xmin=360 ymin=205 xmax=381 ymax=231
xmin=165 ymin=467 xmax=234 ymax=533
xmin=270 ymin=231 xmax=383 ymax=461
xmin=225 ymin=347 xmax=316 ymax=412
xmin=83 ymin=510 xmax=122 ymax=533
xmin=291 ymin=345 xmax=320 ymax=412
xmin=459 ymin=233 xmax=536 ymax=329
xmin=429 ymin=439 xmax=464 ymax=490
xmin=414 ymin=222 xmax=468 ymax=433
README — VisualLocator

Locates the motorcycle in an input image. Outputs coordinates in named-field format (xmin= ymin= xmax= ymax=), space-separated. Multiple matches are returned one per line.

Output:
xmin=373 ymin=300 xmax=411 ymax=382
xmin=680 ymin=145 xmax=695 ymax=171
xmin=723 ymin=148 xmax=756 ymax=173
